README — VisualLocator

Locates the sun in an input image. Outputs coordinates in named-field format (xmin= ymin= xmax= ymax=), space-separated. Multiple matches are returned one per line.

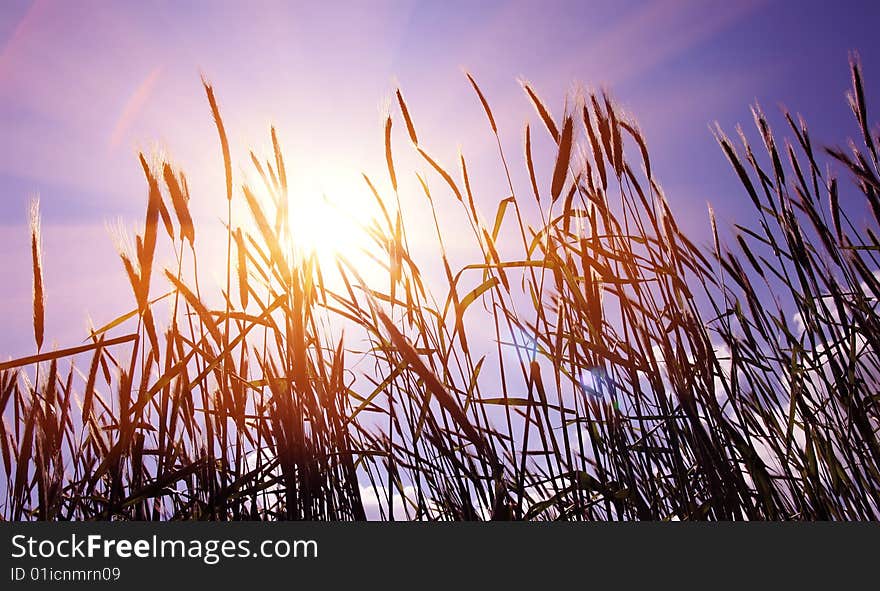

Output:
xmin=288 ymin=190 xmax=354 ymax=260
xmin=291 ymin=174 xmax=376 ymax=263
xmin=243 ymin=167 xmax=380 ymax=275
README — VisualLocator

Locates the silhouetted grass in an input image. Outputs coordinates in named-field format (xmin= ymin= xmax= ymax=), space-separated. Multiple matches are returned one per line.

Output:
xmin=1 ymin=57 xmax=878 ymax=520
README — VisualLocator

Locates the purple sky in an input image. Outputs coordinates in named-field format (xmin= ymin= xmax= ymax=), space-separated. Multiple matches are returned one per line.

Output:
xmin=1 ymin=0 xmax=879 ymax=358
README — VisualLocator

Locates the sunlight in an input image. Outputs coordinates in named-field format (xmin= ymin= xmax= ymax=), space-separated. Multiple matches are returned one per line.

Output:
xmin=288 ymin=186 xmax=363 ymax=265
xmin=3 ymin=0 xmax=879 ymax=528
xmin=247 ymin=165 xmax=381 ymax=272
xmin=293 ymin=172 xmax=377 ymax=266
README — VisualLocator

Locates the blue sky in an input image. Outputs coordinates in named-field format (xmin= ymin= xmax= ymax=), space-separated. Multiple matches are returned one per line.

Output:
xmin=0 ymin=0 xmax=879 ymax=357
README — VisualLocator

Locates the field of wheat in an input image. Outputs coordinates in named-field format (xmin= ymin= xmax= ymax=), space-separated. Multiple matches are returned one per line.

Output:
xmin=1 ymin=55 xmax=878 ymax=521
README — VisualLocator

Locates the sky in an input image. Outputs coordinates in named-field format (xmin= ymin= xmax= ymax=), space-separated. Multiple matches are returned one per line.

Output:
xmin=1 ymin=0 xmax=879 ymax=359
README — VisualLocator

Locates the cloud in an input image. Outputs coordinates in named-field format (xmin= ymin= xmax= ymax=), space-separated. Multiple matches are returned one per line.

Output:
xmin=359 ymin=484 xmax=421 ymax=520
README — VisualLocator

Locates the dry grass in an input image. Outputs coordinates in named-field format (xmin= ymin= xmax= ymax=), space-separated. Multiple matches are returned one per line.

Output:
xmin=1 ymin=57 xmax=879 ymax=520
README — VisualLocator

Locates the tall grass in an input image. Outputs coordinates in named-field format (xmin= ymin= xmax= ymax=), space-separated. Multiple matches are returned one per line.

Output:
xmin=1 ymin=57 xmax=878 ymax=520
